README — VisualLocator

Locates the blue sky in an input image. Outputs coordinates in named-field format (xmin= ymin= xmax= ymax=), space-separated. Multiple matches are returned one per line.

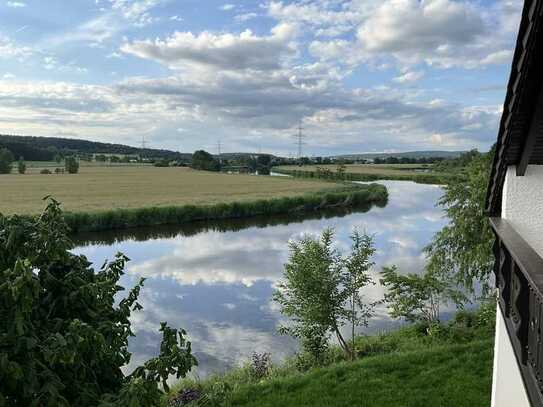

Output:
xmin=0 ymin=0 xmax=522 ymax=155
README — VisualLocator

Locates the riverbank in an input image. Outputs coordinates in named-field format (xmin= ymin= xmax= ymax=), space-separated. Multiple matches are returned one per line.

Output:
xmin=0 ymin=166 xmax=354 ymax=215
xmin=166 ymin=306 xmax=495 ymax=407
xmin=63 ymin=183 xmax=387 ymax=233
xmin=273 ymin=164 xmax=457 ymax=185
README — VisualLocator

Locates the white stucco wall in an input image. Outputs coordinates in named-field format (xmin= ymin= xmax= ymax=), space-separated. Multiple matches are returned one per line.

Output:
xmin=491 ymin=305 xmax=531 ymax=407
xmin=502 ymin=164 xmax=543 ymax=258
xmin=491 ymin=164 xmax=543 ymax=407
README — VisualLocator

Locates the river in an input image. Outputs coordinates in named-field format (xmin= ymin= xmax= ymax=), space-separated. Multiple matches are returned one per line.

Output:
xmin=73 ymin=180 xmax=447 ymax=377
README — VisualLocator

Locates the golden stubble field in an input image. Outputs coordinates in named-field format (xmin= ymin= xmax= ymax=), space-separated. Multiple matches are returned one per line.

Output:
xmin=0 ymin=166 xmax=337 ymax=215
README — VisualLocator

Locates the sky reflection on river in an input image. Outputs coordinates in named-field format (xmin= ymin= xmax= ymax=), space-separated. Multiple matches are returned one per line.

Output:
xmin=73 ymin=181 xmax=447 ymax=377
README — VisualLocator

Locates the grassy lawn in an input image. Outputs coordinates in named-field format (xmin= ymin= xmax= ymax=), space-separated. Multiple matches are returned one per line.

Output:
xmin=229 ymin=339 xmax=493 ymax=407
xmin=0 ymin=166 xmax=341 ymax=215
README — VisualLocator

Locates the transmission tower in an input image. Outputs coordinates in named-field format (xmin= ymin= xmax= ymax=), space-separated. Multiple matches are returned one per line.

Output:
xmin=141 ymin=135 xmax=147 ymax=150
xmin=217 ymin=140 xmax=222 ymax=167
xmin=294 ymin=120 xmax=306 ymax=160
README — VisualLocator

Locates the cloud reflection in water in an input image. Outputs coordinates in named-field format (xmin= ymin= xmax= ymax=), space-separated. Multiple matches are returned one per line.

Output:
xmin=74 ymin=181 xmax=446 ymax=376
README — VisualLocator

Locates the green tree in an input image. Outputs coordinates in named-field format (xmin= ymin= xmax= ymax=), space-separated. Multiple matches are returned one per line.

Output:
xmin=54 ymin=153 xmax=63 ymax=164
xmin=424 ymin=148 xmax=495 ymax=293
xmin=344 ymin=230 xmax=376 ymax=359
xmin=380 ymin=266 xmax=466 ymax=326
xmin=257 ymin=155 xmax=271 ymax=175
xmin=0 ymin=148 xmax=14 ymax=174
xmin=17 ymin=157 xmax=26 ymax=174
xmin=274 ymin=229 xmax=376 ymax=361
xmin=0 ymin=199 xmax=197 ymax=406
xmin=65 ymin=156 xmax=79 ymax=174
xmin=191 ymin=150 xmax=219 ymax=172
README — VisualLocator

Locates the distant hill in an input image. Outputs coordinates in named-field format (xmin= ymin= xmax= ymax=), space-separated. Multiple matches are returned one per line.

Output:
xmin=0 ymin=134 xmax=189 ymax=161
xmin=333 ymin=151 xmax=466 ymax=160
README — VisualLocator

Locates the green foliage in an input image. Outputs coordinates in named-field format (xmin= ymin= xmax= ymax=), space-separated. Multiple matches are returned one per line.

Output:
xmin=274 ymin=167 xmax=456 ymax=185
xmin=336 ymin=163 xmax=346 ymax=179
xmin=380 ymin=266 xmax=466 ymax=325
xmin=64 ymin=156 xmax=79 ymax=174
xmin=59 ymin=184 xmax=388 ymax=233
xmin=0 ymin=199 xmax=197 ymax=406
xmin=256 ymin=155 xmax=271 ymax=175
xmin=191 ymin=150 xmax=219 ymax=172
xmin=425 ymin=148 xmax=495 ymax=292
xmin=274 ymin=229 xmax=376 ymax=361
xmin=0 ymin=148 xmax=14 ymax=174
xmin=17 ymin=158 xmax=26 ymax=174
xmin=40 ymin=169 xmax=52 ymax=174
xmin=154 ymin=159 xmax=170 ymax=167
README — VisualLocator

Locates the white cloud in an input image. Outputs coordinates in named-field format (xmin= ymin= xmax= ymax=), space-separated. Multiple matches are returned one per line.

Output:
xmin=121 ymin=23 xmax=298 ymax=72
xmin=220 ymin=4 xmax=236 ymax=11
xmin=6 ymin=1 xmax=26 ymax=8
xmin=0 ymin=35 xmax=33 ymax=60
xmin=270 ymin=0 xmax=521 ymax=69
xmin=109 ymin=0 xmax=163 ymax=26
xmin=170 ymin=15 xmax=183 ymax=22
xmin=2 ymin=73 xmax=15 ymax=79
xmin=235 ymin=12 xmax=258 ymax=22
xmin=393 ymin=70 xmax=424 ymax=84
xmin=480 ymin=50 xmax=513 ymax=65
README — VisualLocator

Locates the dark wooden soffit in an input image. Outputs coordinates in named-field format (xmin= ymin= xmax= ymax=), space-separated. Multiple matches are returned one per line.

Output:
xmin=486 ymin=0 xmax=543 ymax=216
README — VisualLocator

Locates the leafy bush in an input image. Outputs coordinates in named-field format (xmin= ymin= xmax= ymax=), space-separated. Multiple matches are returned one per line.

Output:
xmin=40 ymin=168 xmax=52 ymax=174
xmin=274 ymin=228 xmax=377 ymax=362
xmin=191 ymin=150 xmax=219 ymax=172
xmin=65 ymin=156 xmax=79 ymax=174
xmin=0 ymin=199 xmax=197 ymax=406
xmin=17 ymin=158 xmax=26 ymax=174
xmin=250 ymin=352 xmax=272 ymax=380
xmin=0 ymin=148 xmax=14 ymax=174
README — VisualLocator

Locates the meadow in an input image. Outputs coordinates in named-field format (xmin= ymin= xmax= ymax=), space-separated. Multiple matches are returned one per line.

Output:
xmin=277 ymin=163 xmax=433 ymax=175
xmin=0 ymin=165 xmax=343 ymax=215
xmin=273 ymin=163 xmax=457 ymax=184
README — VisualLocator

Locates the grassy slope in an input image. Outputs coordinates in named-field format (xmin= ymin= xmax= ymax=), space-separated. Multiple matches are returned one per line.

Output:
xmin=0 ymin=166 xmax=344 ymax=215
xmin=229 ymin=339 xmax=493 ymax=407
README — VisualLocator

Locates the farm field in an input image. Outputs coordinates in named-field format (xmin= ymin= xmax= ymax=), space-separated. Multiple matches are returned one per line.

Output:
xmin=0 ymin=166 xmax=341 ymax=215
xmin=275 ymin=163 xmax=436 ymax=176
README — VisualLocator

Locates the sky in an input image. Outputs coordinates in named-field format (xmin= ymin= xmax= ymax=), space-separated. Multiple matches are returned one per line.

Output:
xmin=0 ymin=0 xmax=523 ymax=156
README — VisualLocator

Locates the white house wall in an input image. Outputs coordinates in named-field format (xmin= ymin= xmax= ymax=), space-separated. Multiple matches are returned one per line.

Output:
xmin=502 ymin=165 xmax=543 ymax=258
xmin=491 ymin=305 xmax=531 ymax=407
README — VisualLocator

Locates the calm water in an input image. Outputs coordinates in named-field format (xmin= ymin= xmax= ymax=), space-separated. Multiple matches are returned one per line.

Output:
xmin=73 ymin=181 xmax=447 ymax=376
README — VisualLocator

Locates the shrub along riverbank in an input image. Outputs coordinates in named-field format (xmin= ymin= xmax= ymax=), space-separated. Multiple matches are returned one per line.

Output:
xmin=273 ymin=167 xmax=457 ymax=185
xmin=166 ymin=305 xmax=495 ymax=407
xmin=59 ymin=183 xmax=387 ymax=233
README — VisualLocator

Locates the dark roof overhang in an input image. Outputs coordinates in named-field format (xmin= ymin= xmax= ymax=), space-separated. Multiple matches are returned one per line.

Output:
xmin=485 ymin=0 xmax=543 ymax=216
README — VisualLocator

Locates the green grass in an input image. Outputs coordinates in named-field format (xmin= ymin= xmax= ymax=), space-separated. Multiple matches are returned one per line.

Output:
xmin=0 ymin=166 xmax=348 ymax=215
xmin=167 ymin=306 xmax=496 ymax=407
xmin=228 ymin=339 xmax=492 ymax=407
xmin=273 ymin=164 xmax=458 ymax=185
xmin=55 ymin=183 xmax=388 ymax=233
